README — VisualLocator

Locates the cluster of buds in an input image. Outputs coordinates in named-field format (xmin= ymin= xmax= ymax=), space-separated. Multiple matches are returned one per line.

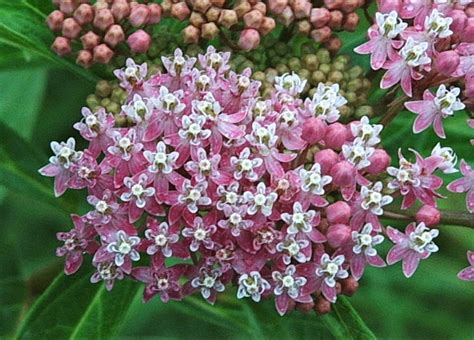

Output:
xmin=267 ymin=0 xmax=365 ymax=53
xmin=355 ymin=2 xmax=474 ymax=138
xmin=48 ymin=0 xmax=162 ymax=67
xmin=41 ymin=47 xmax=464 ymax=315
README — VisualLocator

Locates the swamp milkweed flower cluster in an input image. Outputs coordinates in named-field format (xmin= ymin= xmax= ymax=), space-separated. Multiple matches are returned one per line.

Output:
xmin=42 ymin=46 xmax=472 ymax=316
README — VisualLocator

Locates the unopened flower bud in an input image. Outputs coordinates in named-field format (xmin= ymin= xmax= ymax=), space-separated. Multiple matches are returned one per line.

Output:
xmin=310 ymin=26 xmax=332 ymax=43
xmin=51 ymin=36 xmax=71 ymax=56
xmin=239 ymin=28 xmax=260 ymax=51
xmin=293 ymin=0 xmax=311 ymax=18
xmin=296 ymin=301 xmax=315 ymax=313
xmin=147 ymin=4 xmax=162 ymax=24
xmin=190 ymin=12 xmax=206 ymax=26
xmin=127 ymin=29 xmax=151 ymax=53
xmin=206 ymin=6 xmax=222 ymax=22
xmin=59 ymin=0 xmax=76 ymax=15
xmin=211 ymin=0 xmax=226 ymax=7
xmin=341 ymin=276 xmax=359 ymax=296
xmin=183 ymin=25 xmax=201 ymax=44
xmin=279 ymin=6 xmax=295 ymax=26
xmin=328 ymin=10 xmax=343 ymax=30
xmin=243 ymin=9 xmax=264 ymax=29
xmin=323 ymin=0 xmax=343 ymax=10
xmin=47 ymin=10 xmax=64 ymax=31
xmin=326 ymin=201 xmax=351 ymax=225
xmin=377 ymin=0 xmax=400 ymax=13
xmin=416 ymin=205 xmax=441 ymax=227
xmin=464 ymin=18 xmax=474 ymax=43
xmin=234 ymin=1 xmax=251 ymax=18
xmin=129 ymin=4 xmax=150 ymax=27
xmin=81 ymin=31 xmax=101 ymax=50
xmin=314 ymin=149 xmax=339 ymax=174
xmin=104 ymin=25 xmax=125 ymax=47
xmin=76 ymin=49 xmax=93 ymax=68
xmin=296 ymin=20 xmax=312 ymax=35
xmin=434 ymin=51 xmax=460 ymax=77
xmin=171 ymin=2 xmax=191 ymax=20
xmin=201 ymin=22 xmax=219 ymax=40
xmin=111 ymin=1 xmax=131 ymax=21
xmin=314 ymin=297 xmax=332 ymax=315
xmin=327 ymin=223 xmax=351 ymax=248
xmin=194 ymin=0 xmax=211 ymax=14
xmin=331 ymin=160 xmax=356 ymax=187
xmin=310 ymin=8 xmax=330 ymax=28
xmin=365 ymin=149 xmax=391 ymax=175
xmin=253 ymin=2 xmax=267 ymax=15
xmin=218 ymin=10 xmax=238 ymax=29
xmin=268 ymin=0 xmax=288 ymax=15
xmin=324 ymin=122 xmax=347 ymax=149
xmin=302 ymin=117 xmax=327 ymax=144
xmin=343 ymin=12 xmax=359 ymax=31
xmin=62 ymin=18 xmax=81 ymax=39
xmin=450 ymin=9 xmax=467 ymax=32
xmin=466 ymin=74 xmax=474 ymax=97
xmin=341 ymin=0 xmax=361 ymax=13
xmin=93 ymin=44 xmax=114 ymax=64
xmin=94 ymin=9 xmax=114 ymax=31
xmin=74 ymin=4 xmax=94 ymax=25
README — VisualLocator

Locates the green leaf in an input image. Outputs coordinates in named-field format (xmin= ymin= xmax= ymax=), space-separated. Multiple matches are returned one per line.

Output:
xmin=16 ymin=269 xmax=140 ymax=339
xmin=322 ymin=297 xmax=376 ymax=340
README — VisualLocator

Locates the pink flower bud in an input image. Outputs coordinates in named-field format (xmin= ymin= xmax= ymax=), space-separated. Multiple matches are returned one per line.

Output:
xmin=51 ymin=36 xmax=71 ymax=56
xmin=259 ymin=17 xmax=276 ymax=35
xmin=328 ymin=10 xmax=343 ymax=29
xmin=365 ymin=149 xmax=391 ymax=175
xmin=94 ymin=8 xmax=114 ymax=31
xmin=279 ymin=6 xmax=295 ymax=26
xmin=310 ymin=26 xmax=332 ymax=43
xmin=434 ymin=51 xmax=460 ymax=77
xmin=341 ymin=0 xmax=361 ymax=13
xmin=341 ymin=276 xmax=359 ymax=296
xmin=324 ymin=122 xmax=347 ymax=150
xmin=243 ymin=9 xmax=264 ymax=29
xmin=147 ymin=4 xmax=162 ymax=24
xmin=239 ymin=28 xmax=260 ymax=51
xmin=325 ymin=36 xmax=342 ymax=53
xmin=76 ymin=49 xmax=93 ymax=68
xmin=81 ymin=31 xmax=101 ymax=50
xmin=62 ymin=18 xmax=81 ymax=39
xmin=111 ymin=1 xmax=131 ymax=21
xmin=310 ymin=8 xmax=330 ymax=28
xmin=268 ymin=0 xmax=288 ymax=14
xmin=314 ymin=149 xmax=339 ymax=174
xmin=292 ymin=0 xmax=311 ymax=19
xmin=171 ymin=2 xmax=191 ymax=20
xmin=377 ymin=0 xmax=401 ymax=13
xmin=93 ymin=44 xmax=114 ymax=64
xmin=323 ymin=0 xmax=343 ymax=10
xmin=129 ymin=4 xmax=150 ymax=27
xmin=296 ymin=301 xmax=315 ymax=314
xmin=104 ymin=25 xmax=125 ymax=48
xmin=466 ymin=74 xmax=474 ymax=97
xmin=450 ymin=9 xmax=467 ymax=33
xmin=326 ymin=223 xmax=351 ymax=248
xmin=127 ymin=29 xmax=151 ymax=53
xmin=326 ymin=201 xmax=351 ymax=225
xmin=59 ymin=0 xmax=76 ymax=15
xmin=183 ymin=25 xmax=201 ymax=44
xmin=342 ymin=12 xmax=359 ymax=31
xmin=464 ymin=18 xmax=474 ymax=43
xmin=74 ymin=4 xmax=94 ymax=25
xmin=302 ymin=117 xmax=327 ymax=144
xmin=466 ymin=7 xmax=474 ymax=18
xmin=331 ymin=161 xmax=356 ymax=187
xmin=218 ymin=10 xmax=238 ymax=29
xmin=47 ymin=10 xmax=64 ymax=32
xmin=416 ymin=205 xmax=441 ymax=227
xmin=314 ymin=297 xmax=331 ymax=315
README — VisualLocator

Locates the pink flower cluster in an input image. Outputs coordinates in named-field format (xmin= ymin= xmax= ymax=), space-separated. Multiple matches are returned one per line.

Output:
xmin=355 ymin=1 xmax=473 ymax=140
xmin=41 ymin=47 xmax=445 ymax=315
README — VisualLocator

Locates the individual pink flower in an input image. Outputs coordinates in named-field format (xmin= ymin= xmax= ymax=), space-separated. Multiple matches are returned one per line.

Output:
xmin=90 ymin=261 xmax=125 ymax=291
xmin=405 ymin=85 xmax=465 ymax=138
xmin=355 ymin=11 xmax=407 ymax=70
xmin=457 ymin=251 xmax=474 ymax=281
xmin=237 ymin=271 xmax=271 ymax=302
xmin=271 ymin=264 xmax=310 ymax=316
xmin=386 ymin=222 xmax=439 ymax=278
xmin=114 ymin=58 xmax=148 ymax=91
xmin=280 ymin=202 xmax=325 ymax=243
xmin=447 ymin=159 xmax=474 ymax=213
xmin=39 ymin=137 xmax=83 ymax=196
xmin=143 ymin=219 xmax=187 ymax=259
xmin=73 ymin=107 xmax=114 ymax=156
xmin=380 ymin=37 xmax=431 ymax=97
xmin=189 ymin=266 xmax=226 ymax=304
xmin=182 ymin=215 xmax=217 ymax=252
xmin=86 ymin=189 xmax=122 ymax=225
xmin=56 ymin=214 xmax=99 ymax=275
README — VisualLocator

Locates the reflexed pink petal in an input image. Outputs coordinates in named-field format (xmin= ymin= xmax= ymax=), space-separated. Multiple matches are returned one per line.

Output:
xmin=468 ymin=251 xmax=474 ymax=265
xmin=447 ymin=178 xmax=470 ymax=193
xmin=405 ymin=100 xmax=433 ymax=115
xmin=129 ymin=203 xmax=144 ymax=223
xmin=467 ymin=189 xmax=474 ymax=213
xmin=275 ymin=294 xmax=289 ymax=316
xmin=39 ymin=163 xmax=61 ymax=177
xmin=132 ymin=267 xmax=153 ymax=283
xmin=321 ymin=283 xmax=337 ymax=303
xmin=264 ymin=156 xmax=284 ymax=178
xmin=367 ymin=254 xmax=386 ymax=268
xmin=169 ymin=204 xmax=184 ymax=225
xmin=350 ymin=254 xmax=366 ymax=280
xmin=387 ymin=244 xmax=409 ymax=265
xmin=459 ymin=159 xmax=473 ymax=176
xmin=458 ymin=267 xmax=474 ymax=281
xmin=380 ymin=62 xmax=404 ymax=89
xmin=371 ymin=41 xmax=388 ymax=70
xmin=54 ymin=172 xmax=70 ymax=197
xmin=400 ymin=69 xmax=413 ymax=97
xmin=354 ymin=39 xmax=377 ymax=55
xmin=402 ymin=251 xmax=420 ymax=278
xmin=307 ymin=228 xmax=326 ymax=243
xmin=282 ymin=133 xmax=307 ymax=151
xmin=218 ymin=121 xmax=244 ymax=140
xmin=433 ymin=115 xmax=446 ymax=139
xmin=143 ymin=119 xmax=164 ymax=142
xmin=65 ymin=251 xmax=83 ymax=275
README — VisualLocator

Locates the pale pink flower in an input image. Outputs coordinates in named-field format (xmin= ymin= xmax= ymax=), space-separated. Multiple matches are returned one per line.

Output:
xmin=457 ymin=251 xmax=474 ymax=281
xmin=447 ymin=159 xmax=474 ymax=213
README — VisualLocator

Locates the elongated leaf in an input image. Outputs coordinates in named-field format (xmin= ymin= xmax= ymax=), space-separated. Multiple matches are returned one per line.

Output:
xmin=16 ymin=269 xmax=140 ymax=339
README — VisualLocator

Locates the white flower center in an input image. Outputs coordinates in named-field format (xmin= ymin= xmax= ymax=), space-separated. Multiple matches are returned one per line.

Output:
xmin=282 ymin=275 xmax=295 ymax=288
xmin=131 ymin=184 xmax=145 ymax=197
xmin=155 ymin=234 xmax=167 ymax=247
xmin=254 ymin=193 xmax=266 ymax=206
xmin=95 ymin=200 xmax=109 ymax=214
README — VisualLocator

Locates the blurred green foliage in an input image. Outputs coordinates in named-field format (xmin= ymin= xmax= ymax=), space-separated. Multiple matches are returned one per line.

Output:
xmin=0 ymin=1 xmax=473 ymax=339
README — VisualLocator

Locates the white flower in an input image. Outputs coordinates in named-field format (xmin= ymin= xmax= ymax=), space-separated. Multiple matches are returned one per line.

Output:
xmin=275 ymin=72 xmax=306 ymax=96
xmin=237 ymin=272 xmax=271 ymax=302
xmin=434 ymin=85 xmax=465 ymax=117
xmin=243 ymin=182 xmax=278 ymax=217
xmin=272 ymin=265 xmax=307 ymax=299
xmin=315 ymin=254 xmax=349 ymax=287
xmin=375 ymin=11 xmax=407 ymax=38
xmin=400 ymin=37 xmax=431 ymax=68
xmin=122 ymin=94 xmax=153 ymax=123
xmin=193 ymin=92 xmax=222 ymax=121
xmin=178 ymin=180 xmax=211 ymax=213
xmin=281 ymin=202 xmax=317 ymax=235
xmin=360 ymin=182 xmax=393 ymax=215
xmin=408 ymin=223 xmax=439 ymax=254
xmin=425 ymin=9 xmax=453 ymax=38
xmin=216 ymin=182 xmax=241 ymax=211
xmin=121 ymin=174 xmax=155 ymax=208
xmin=151 ymin=87 xmax=186 ymax=114
xmin=49 ymin=137 xmax=83 ymax=169
xmin=143 ymin=141 xmax=179 ymax=174
xmin=106 ymin=230 xmax=140 ymax=267
xmin=299 ymin=163 xmax=332 ymax=195
xmin=352 ymin=223 xmax=384 ymax=257
xmin=230 ymin=147 xmax=263 ymax=181
xmin=178 ymin=114 xmax=211 ymax=145
xmin=305 ymin=83 xmax=347 ymax=123
xmin=276 ymin=236 xmax=310 ymax=264
xmin=351 ymin=116 xmax=383 ymax=146
xmin=246 ymin=122 xmax=278 ymax=156
xmin=431 ymin=143 xmax=458 ymax=174
xmin=191 ymin=268 xmax=225 ymax=300
xmin=342 ymin=140 xmax=375 ymax=170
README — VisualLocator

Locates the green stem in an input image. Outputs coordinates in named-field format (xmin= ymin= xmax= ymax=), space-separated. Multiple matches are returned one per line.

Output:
xmin=383 ymin=205 xmax=474 ymax=229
